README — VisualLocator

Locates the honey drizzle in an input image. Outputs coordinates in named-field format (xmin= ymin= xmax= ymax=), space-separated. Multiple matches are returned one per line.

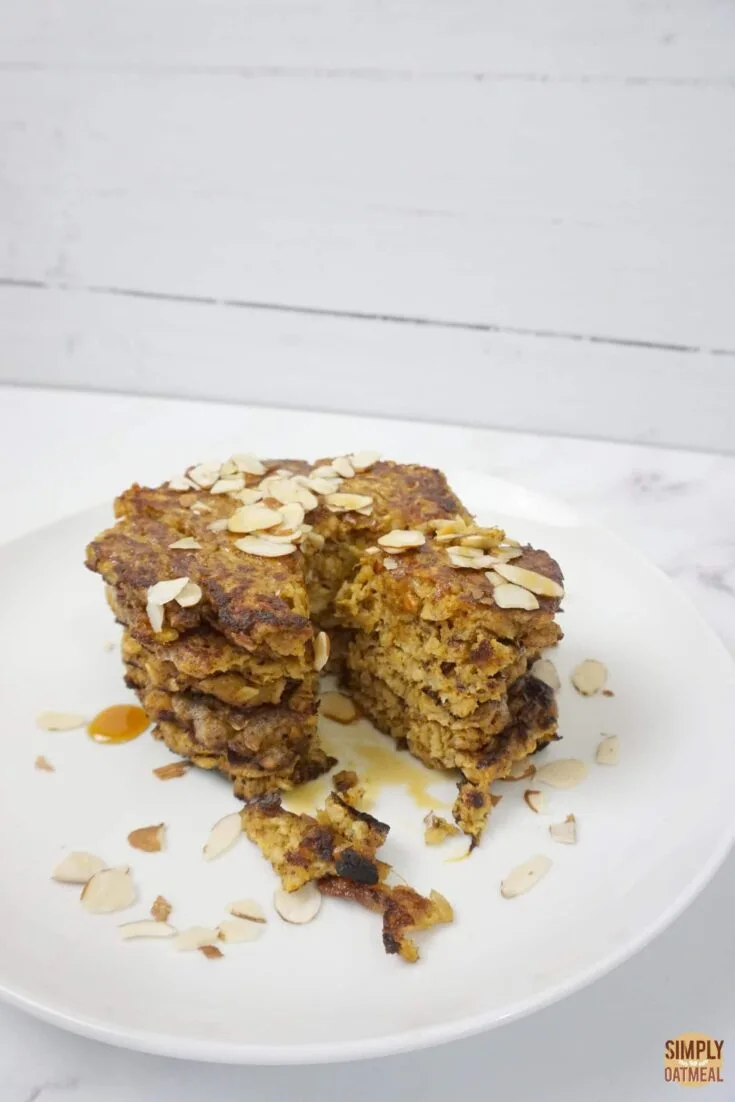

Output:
xmin=88 ymin=705 xmax=149 ymax=744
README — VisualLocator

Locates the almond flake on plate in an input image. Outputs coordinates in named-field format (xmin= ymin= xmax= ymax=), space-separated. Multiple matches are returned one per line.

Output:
xmin=168 ymin=537 xmax=202 ymax=550
xmin=172 ymin=926 xmax=220 ymax=951
xmin=34 ymin=755 xmax=54 ymax=772
xmin=320 ymin=691 xmax=358 ymax=724
xmin=234 ymin=536 xmax=297 ymax=557
xmin=199 ymin=944 xmax=224 ymax=960
xmin=492 ymin=583 xmax=540 ymax=610
xmin=273 ymin=883 xmax=322 ymax=924
xmin=128 ymin=823 xmax=166 ymax=853
xmin=36 ymin=711 xmax=87 ymax=732
xmin=226 ymin=899 xmax=266 ymax=923
xmin=550 ymin=814 xmax=578 ymax=845
xmin=530 ymin=658 xmax=561 ymax=691
xmin=52 ymin=851 xmax=106 ymax=884
xmin=218 ymin=918 xmax=263 ymax=944
xmin=535 ymin=758 xmax=589 ymax=789
xmin=570 ymin=659 xmax=608 ymax=696
xmin=500 ymin=855 xmax=552 ymax=899
xmin=203 ymin=812 xmax=242 ymax=861
xmin=119 ymin=920 xmax=177 ymax=940
xmin=313 ymin=631 xmax=330 ymax=672
xmin=81 ymin=867 xmax=136 ymax=914
xmin=596 ymin=735 xmax=620 ymax=765
xmin=523 ymin=790 xmax=545 ymax=813
xmin=151 ymin=894 xmax=173 ymax=922
xmin=153 ymin=760 xmax=190 ymax=780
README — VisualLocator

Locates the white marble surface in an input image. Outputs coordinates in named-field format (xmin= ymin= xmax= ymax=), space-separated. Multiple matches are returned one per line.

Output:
xmin=1 ymin=385 xmax=733 ymax=1101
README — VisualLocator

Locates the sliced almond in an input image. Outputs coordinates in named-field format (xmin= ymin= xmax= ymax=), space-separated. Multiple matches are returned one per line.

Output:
xmin=146 ymin=601 xmax=164 ymax=634
xmin=151 ymin=894 xmax=173 ymax=922
xmin=325 ymin=493 xmax=373 ymax=512
xmin=448 ymin=544 xmax=484 ymax=559
xmin=210 ymin=477 xmax=245 ymax=495
xmin=383 ymin=556 xmax=398 ymax=571
xmin=153 ymin=760 xmax=190 ymax=780
xmin=535 ymin=758 xmax=589 ymax=789
xmin=119 ymin=920 xmax=176 ymax=940
xmin=52 ymin=851 xmax=106 ymax=884
xmin=311 ymin=464 xmax=340 ymax=478
xmin=550 ymin=814 xmax=577 ymax=845
xmin=188 ymin=463 xmax=220 ymax=489
xmin=174 ymin=580 xmax=203 ymax=608
xmin=484 ymin=570 xmax=506 ymax=586
xmin=349 ymin=450 xmax=380 ymax=471
xmin=273 ymin=882 xmax=322 ymax=924
xmin=36 ymin=711 xmax=86 ymax=732
xmin=233 ymin=536 xmax=297 ymax=557
xmin=313 ymin=631 xmax=330 ymax=672
xmin=172 ymin=926 xmax=220 ymax=951
xmin=596 ymin=735 xmax=620 ymax=765
xmin=277 ymin=502 xmax=305 ymax=533
xmin=207 ymin=518 xmax=230 ymax=532
xmin=304 ymin=476 xmax=342 ymax=495
xmin=168 ymin=475 xmax=196 ymax=491
xmin=199 ymin=944 xmax=224 ymax=960
xmin=500 ymin=759 xmax=536 ymax=782
xmin=571 ymin=659 xmax=608 ymax=696
xmin=218 ymin=918 xmax=263 ymax=944
xmin=320 ymin=691 xmax=358 ymax=724
xmin=332 ymin=456 xmax=355 ymax=478
xmin=34 ymin=755 xmax=54 ymax=772
xmin=492 ymin=583 xmax=540 ymax=610
xmin=219 ymin=458 xmax=239 ymax=477
xmin=524 ymin=789 xmax=545 ymax=813
xmin=226 ymin=898 xmax=267 ymax=923
xmin=493 ymin=563 xmax=564 ymax=598
xmin=128 ymin=823 xmax=166 ymax=853
xmin=227 ymin=504 xmax=283 ymax=534
xmin=500 ymin=854 xmax=552 ymax=899
xmin=447 ymin=549 xmax=498 ymax=569
xmin=147 ymin=577 xmax=190 ymax=605
xmin=530 ymin=658 xmax=561 ymax=691
xmin=81 ymin=867 xmax=136 ymax=914
xmin=232 ymin=453 xmax=266 ymax=476
xmin=263 ymin=530 xmax=304 ymax=544
xmin=203 ymin=812 xmax=242 ymax=861
xmin=189 ymin=500 xmax=211 ymax=514
xmin=378 ymin=529 xmax=425 ymax=550
xmin=268 ymin=478 xmax=319 ymax=511
xmin=168 ymin=537 xmax=201 ymax=550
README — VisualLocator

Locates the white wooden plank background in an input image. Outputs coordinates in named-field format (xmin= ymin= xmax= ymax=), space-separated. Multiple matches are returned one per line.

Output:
xmin=1 ymin=0 xmax=734 ymax=451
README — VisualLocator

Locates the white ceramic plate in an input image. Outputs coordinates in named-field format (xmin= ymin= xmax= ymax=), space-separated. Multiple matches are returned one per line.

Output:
xmin=0 ymin=471 xmax=732 ymax=1065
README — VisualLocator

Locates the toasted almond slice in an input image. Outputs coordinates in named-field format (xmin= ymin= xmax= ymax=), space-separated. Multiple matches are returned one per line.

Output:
xmin=81 ymin=867 xmax=136 ymax=914
xmin=383 ymin=556 xmax=398 ymax=571
xmin=500 ymin=855 xmax=552 ymax=899
xmin=311 ymin=464 xmax=339 ymax=478
xmin=325 ymin=493 xmax=373 ymax=512
xmin=320 ymin=691 xmax=358 ymax=724
xmin=530 ymin=658 xmax=561 ymax=691
xmin=571 ymin=659 xmax=608 ymax=696
xmin=172 ymin=926 xmax=220 ymax=951
xmin=218 ymin=917 xmax=263 ymax=943
xmin=203 ymin=812 xmax=242 ymax=861
xmin=273 ymin=883 xmax=322 ymax=924
xmin=535 ymin=758 xmax=588 ymax=789
xmin=119 ymin=920 xmax=177 ymax=940
xmin=168 ymin=537 xmax=202 ymax=550
xmin=331 ymin=456 xmax=355 ymax=478
xmin=175 ymin=580 xmax=203 ymax=608
xmin=356 ymin=505 xmax=374 ymax=516
xmin=128 ymin=823 xmax=166 ymax=853
xmin=301 ymin=530 xmax=325 ymax=551
xmin=200 ymin=944 xmax=224 ymax=960
xmin=304 ymin=476 xmax=342 ymax=495
xmin=550 ymin=814 xmax=577 ymax=845
xmin=147 ymin=577 xmax=190 ymax=605
xmin=52 ymin=851 xmax=106 ymax=884
xmin=500 ymin=759 xmax=536 ymax=782
xmin=497 ymin=546 xmax=524 ymax=562
xmin=146 ymin=601 xmax=164 ymax=634
xmin=232 ymin=487 xmax=264 ymax=505
xmin=153 ymin=760 xmax=190 ymax=780
xmin=493 ymin=563 xmax=564 ymax=598
xmin=484 ymin=570 xmax=506 ymax=586
xmin=491 ymin=583 xmax=540 ymax=609
xmin=36 ymin=710 xmax=86 ymax=732
xmin=350 ymin=450 xmax=380 ymax=471
xmin=447 ymin=550 xmax=498 ymax=569
xmin=188 ymin=463 xmax=220 ymax=489
xmin=264 ymin=530 xmax=305 ymax=544
xmin=448 ymin=544 xmax=484 ymax=558
xmin=151 ymin=894 xmax=173 ymax=922
xmin=226 ymin=898 xmax=267 ymax=923
xmin=314 ymin=631 xmax=330 ymax=672
xmin=210 ymin=477 xmax=245 ymax=495
xmin=523 ymin=789 xmax=545 ymax=814
xmin=269 ymin=478 xmax=319 ymax=511
xmin=207 ymin=518 xmax=230 ymax=533
xmin=189 ymin=500 xmax=211 ymax=514
xmin=233 ymin=536 xmax=297 ymax=557
xmin=231 ymin=453 xmax=266 ymax=476
xmin=219 ymin=458 xmax=239 ymax=477
xmin=34 ymin=754 xmax=54 ymax=772
xmin=227 ymin=504 xmax=283 ymax=533
xmin=278 ymin=502 xmax=305 ymax=533
xmin=168 ymin=474 xmax=197 ymax=491
xmin=596 ymin=734 xmax=620 ymax=765
xmin=378 ymin=529 xmax=426 ymax=550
